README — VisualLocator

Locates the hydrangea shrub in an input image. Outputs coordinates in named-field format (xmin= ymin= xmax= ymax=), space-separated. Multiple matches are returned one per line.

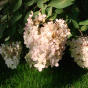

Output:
xmin=0 ymin=0 xmax=88 ymax=71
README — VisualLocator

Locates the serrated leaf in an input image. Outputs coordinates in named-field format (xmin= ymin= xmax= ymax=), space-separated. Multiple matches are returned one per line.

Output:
xmin=25 ymin=0 xmax=34 ymax=6
xmin=79 ymin=20 xmax=88 ymax=25
xmin=13 ymin=0 xmax=22 ymax=12
xmin=48 ymin=0 xmax=75 ymax=9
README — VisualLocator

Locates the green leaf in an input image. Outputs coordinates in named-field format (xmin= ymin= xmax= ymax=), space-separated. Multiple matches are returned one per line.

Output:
xmin=43 ymin=0 xmax=49 ymax=3
xmin=46 ymin=7 xmax=52 ymax=17
xmin=37 ymin=0 xmax=43 ymax=8
xmin=41 ymin=5 xmax=47 ymax=14
xmin=79 ymin=20 xmax=88 ymax=25
xmin=1 ymin=15 xmax=7 ymax=22
xmin=37 ymin=0 xmax=48 ymax=8
xmin=24 ymin=11 xmax=31 ymax=23
xmin=34 ymin=11 xmax=40 ymax=17
xmin=17 ymin=24 xmax=24 ymax=34
xmin=48 ymin=0 xmax=75 ymax=9
xmin=55 ymin=9 xmax=63 ymax=14
xmin=49 ymin=13 xmax=57 ymax=20
xmin=5 ymin=36 xmax=10 ymax=41
xmin=10 ymin=13 xmax=22 ymax=25
xmin=72 ymin=19 xmax=79 ymax=29
xmin=0 ymin=24 xmax=6 ymax=39
xmin=80 ymin=25 xmax=88 ymax=31
xmin=13 ymin=0 xmax=22 ymax=12
xmin=36 ymin=0 xmax=49 ymax=5
xmin=37 ymin=0 xmax=48 ymax=14
xmin=9 ymin=26 xmax=16 ymax=37
xmin=71 ymin=6 xmax=79 ymax=19
xmin=25 ymin=0 xmax=34 ymax=6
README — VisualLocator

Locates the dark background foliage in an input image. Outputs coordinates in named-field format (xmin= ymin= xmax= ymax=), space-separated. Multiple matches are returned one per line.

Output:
xmin=0 ymin=0 xmax=88 ymax=44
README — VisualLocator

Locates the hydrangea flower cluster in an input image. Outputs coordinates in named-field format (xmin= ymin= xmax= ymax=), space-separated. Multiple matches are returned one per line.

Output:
xmin=24 ymin=12 xmax=71 ymax=71
xmin=69 ymin=37 xmax=88 ymax=68
xmin=0 ymin=42 xmax=22 ymax=69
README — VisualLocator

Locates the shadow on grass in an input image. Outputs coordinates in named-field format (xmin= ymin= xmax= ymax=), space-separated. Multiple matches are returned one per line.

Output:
xmin=50 ymin=50 xmax=88 ymax=88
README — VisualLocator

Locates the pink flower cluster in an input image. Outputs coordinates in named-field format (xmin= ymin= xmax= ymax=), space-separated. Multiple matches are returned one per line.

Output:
xmin=69 ymin=37 xmax=88 ymax=68
xmin=24 ymin=12 xmax=71 ymax=71
xmin=0 ymin=42 xmax=22 ymax=69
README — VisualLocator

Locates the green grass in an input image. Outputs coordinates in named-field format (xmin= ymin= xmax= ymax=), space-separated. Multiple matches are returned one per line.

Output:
xmin=0 ymin=54 xmax=88 ymax=88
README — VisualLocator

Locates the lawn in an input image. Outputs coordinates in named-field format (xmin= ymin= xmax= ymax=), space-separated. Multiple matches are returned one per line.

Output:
xmin=0 ymin=53 xmax=88 ymax=88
